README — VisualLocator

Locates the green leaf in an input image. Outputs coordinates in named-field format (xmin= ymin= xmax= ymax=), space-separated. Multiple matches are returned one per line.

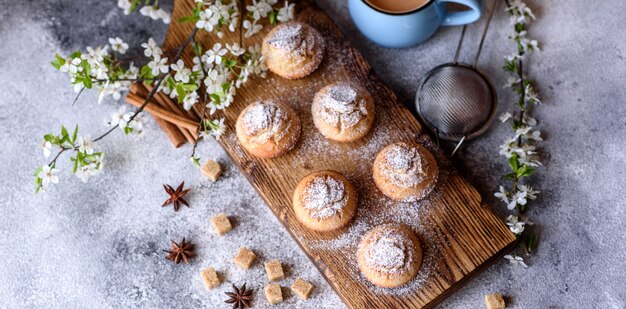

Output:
xmin=72 ymin=155 xmax=79 ymax=173
xmin=268 ymin=10 xmax=277 ymax=24
xmin=525 ymin=233 xmax=538 ymax=255
xmin=508 ymin=154 xmax=519 ymax=173
xmin=178 ymin=15 xmax=200 ymax=23
xmin=502 ymin=173 xmax=516 ymax=181
xmin=191 ymin=157 xmax=201 ymax=167
xmin=83 ymin=76 xmax=93 ymax=89
xmin=51 ymin=54 xmax=66 ymax=70
xmin=71 ymin=125 xmax=79 ymax=144
xmin=61 ymin=125 xmax=69 ymax=141
xmin=124 ymin=126 xmax=134 ymax=135
xmin=519 ymin=166 xmax=536 ymax=177
xmin=139 ymin=65 xmax=154 ymax=79
xmin=175 ymin=84 xmax=187 ymax=102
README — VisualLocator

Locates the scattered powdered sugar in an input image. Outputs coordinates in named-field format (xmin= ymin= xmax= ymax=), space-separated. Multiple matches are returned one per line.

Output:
xmin=241 ymin=101 xmax=291 ymax=143
xmin=318 ymin=83 xmax=368 ymax=130
xmin=267 ymin=23 xmax=304 ymax=52
xmin=302 ymin=175 xmax=348 ymax=219
xmin=381 ymin=143 xmax=426 ymax=188
xmin=364 ymin=229 xmax=413 ymax=274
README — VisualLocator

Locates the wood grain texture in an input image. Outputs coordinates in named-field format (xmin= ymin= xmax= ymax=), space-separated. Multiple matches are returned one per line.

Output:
xmin=162 ymin=1 xmax=517 ymax=308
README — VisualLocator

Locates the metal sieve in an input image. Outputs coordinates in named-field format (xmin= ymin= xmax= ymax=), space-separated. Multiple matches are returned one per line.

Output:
xmin=416 ymin=0 xmax=498 ymax=155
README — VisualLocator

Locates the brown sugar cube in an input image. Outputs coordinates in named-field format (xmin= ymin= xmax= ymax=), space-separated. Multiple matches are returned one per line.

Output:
xmin=484 ymin=293 xmax=506 ymax=309
xmin=202 ymin=160 xmax=222 ymax=182
xmin=211 ymin=213 xmax=232 ymax=236
xmin=264 ymin=259 xmax=285 ymax=281
xmin=234 ymin=247 xmax=256 ymax=269
xmin=264 ymin=283 xmax=283 ymax=305
xmin=200 ymin=267 xmax=221 ymax=290
xmin=291 ymin=278 xmax=314 ymax=300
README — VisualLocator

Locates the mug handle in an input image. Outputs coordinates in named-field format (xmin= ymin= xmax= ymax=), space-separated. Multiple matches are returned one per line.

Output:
xmin=437 ymin=0 xmax=483 ymax=26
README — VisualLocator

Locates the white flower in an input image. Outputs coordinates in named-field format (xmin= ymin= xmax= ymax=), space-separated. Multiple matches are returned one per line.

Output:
xmin=204 ymin=69 xmax=226 ymax=93
xmin=226 ymin=43 xmax=245 ymax=56
xmin=206 ymin=99 xmax=221 ymax=115
xmin=140 ymin=5 xmax=160 ymax=20
xmin=75 ymin=155 xmax=104 ymax=183
xmin=506 ymin=53 xmax=524 ymax=62
xmin=504 ymin=254 xmax=528 ymax=267
xmin=82 ymin=46 xmax=109 ymax=66
xmin=124 ymin=63 xmax=139 ymax=79
xmin=141 ymin=38 xmax=162 ymax=58
xmin=210 ymin=118 xmax=226 ymax=139
xmin=196 ymin=9 xmax=220 ymax=32
xmin=529 ymin=130 xmax=542 ymax=141
xmin=499 ymin=112 xmax=513 ymax=123
xmin=148 ymin=55 xmax=169 ymax=76
xmin=526 ymin=39 xmax=540 ymax=51
xmin=494 ymin=185 xmax=509 ymax=204
xmin=156 ymin=8 xmax=171 ymax=24
xmin=108 ymin=37 xmax=129 ymax=54
xmin=109 ymin=106 xmax=128 ymax=127
xmin=41 ymin=141 xmax=52 ymax=158
xmin=171 ymin=59 xmax=191 ymax=83
xmin=506 ymin=215 xmax=525 ymax=235
xmin=60 ymin=57 xmax=82 ymax=74
xmin=117 ymin=0 xmax=132 ymax=14
xmin=524 ymin=116 xmax=537 ymax=126
xmin=243 ymin=20 xmax=263 ymax=38
xmin=277 ymin=1 xmax=295 ymax=22
xmin=38 ymin=165 xmax=59 ymax=188
xmin=204 ymin=43 xmax=228 ymax=65
xmin=183 ymin=91 xmax=199 ymax=111
xmin=77 ymin=135 xmax=94 ymax=155
xmin=518 ymin=184 xmax=539 ymax=201
xmin=504 ymin=76 xmax=521 ymax=88
xmin=525 ymin=84 xmax=541 ymax=104
xmin=247 ymin=0 xmax=272 ymax=20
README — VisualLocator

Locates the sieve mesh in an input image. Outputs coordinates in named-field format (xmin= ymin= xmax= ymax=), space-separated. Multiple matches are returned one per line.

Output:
xmin=416 ymin=63 xmax=496 ymax=141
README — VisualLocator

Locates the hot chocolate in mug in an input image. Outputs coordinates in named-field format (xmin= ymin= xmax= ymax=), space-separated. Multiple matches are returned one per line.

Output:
xmin=349 ymin=0 xmax=483 ymax=48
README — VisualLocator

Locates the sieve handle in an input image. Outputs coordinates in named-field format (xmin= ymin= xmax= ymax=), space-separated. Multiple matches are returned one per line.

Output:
xmin=438 ymin=0 xmax=483 ymax=26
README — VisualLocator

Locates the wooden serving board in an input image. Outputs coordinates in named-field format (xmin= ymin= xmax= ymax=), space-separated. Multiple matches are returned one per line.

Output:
xmin=162 ymin=1 xmax=517 ymax=307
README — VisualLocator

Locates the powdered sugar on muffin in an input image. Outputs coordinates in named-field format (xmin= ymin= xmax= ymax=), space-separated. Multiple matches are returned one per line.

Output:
xmin=318 ymin=83 xmax=368 ymax=131
xmin=381 ymin=144 xmax=427 ymax=188
xmin=242 ymin=101 xmax=291 ymax=143
xmin=302 ymin=175 xmax=348 ymax=219
xmin=363 ymin=228 xmax=414 ymax=275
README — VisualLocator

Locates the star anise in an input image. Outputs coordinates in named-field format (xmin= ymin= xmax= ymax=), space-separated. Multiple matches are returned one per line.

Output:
xmin=162 ymin=181 xmax=190 ymax=211
xmin=163 ymin=238 xmax=195 ymax=264
xmin=224 ymin=283 xmax=253 ymax=308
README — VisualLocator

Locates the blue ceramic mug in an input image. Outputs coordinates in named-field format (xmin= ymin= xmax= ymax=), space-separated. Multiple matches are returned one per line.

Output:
xmin=348 ymin=0 xmax=483 ymax=48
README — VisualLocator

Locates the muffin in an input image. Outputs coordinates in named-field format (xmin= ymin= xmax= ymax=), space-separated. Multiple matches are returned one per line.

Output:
xmin=236 ymin=101 xmax=301 ymax=158
xmin=311 ymin=82 xmax=375 ymax=142
xmin=292 ymin=170 xmax=357 ymax=232
xmin=373 ymin=142 xmax=438 ymax=202
xmin=357 ymin=223 xmax=422 ymax=288
xmin=262 ymin=21 xmax=325 ymax=79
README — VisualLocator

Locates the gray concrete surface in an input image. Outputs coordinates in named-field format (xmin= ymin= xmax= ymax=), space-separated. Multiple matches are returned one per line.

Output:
xmin=1 ymin=0 xmax=625 ymax=308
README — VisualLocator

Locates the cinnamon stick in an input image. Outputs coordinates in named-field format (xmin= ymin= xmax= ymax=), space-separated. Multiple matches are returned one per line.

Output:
xmin=128 ymin=84 xmax=187 ymax=147
xmin=144 ymin=83 xmax=201 ymax=122
xmin=140 ymin=83 xmax=201 ymax=143
xmin=125 ymin=93 xmax=200 ymax=133
xmin=128 ymin=83 xmax=195 ymax=145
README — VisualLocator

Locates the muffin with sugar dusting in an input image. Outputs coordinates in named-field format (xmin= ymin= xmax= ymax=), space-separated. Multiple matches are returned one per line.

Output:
xmin=312 ymin=82 xmax=375 ymax=142
xmin=357 ymin=223 xmax=422 ymax=288
xmin=373 ymin=142 xmax=438 ymax=202
xmin=292 ymin=170 xmax=357 ymax=232
xmin=262 ymin=21 xmax=325 ymax=79
xmin=236 ymin=101 xmax=301 ymax=158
